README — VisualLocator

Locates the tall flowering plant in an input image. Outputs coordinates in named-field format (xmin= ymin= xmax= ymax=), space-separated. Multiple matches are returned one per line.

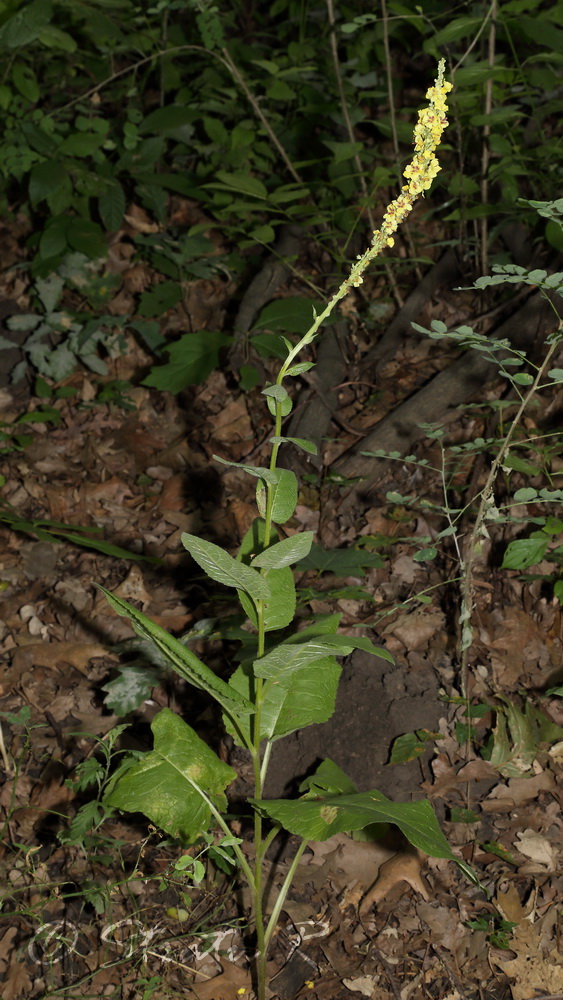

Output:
xmin=99 ymin=60 xmax=465 ymax=1000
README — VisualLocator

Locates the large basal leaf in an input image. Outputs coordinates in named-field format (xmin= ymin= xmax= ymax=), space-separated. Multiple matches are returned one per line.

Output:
xmin=99 ymin=587 xmax=253 ymax=739
xmin=181 ymin=533 xmax=271 ymax=603
xmin=226 ymin=655 xmax=341 ymax=742
xmin=104 ymin=709 xmax=236 ymax=842
xmin=252 ymin=765 xmax=459 ymax=859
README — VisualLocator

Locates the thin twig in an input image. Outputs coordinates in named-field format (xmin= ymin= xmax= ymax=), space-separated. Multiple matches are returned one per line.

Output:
xmin=0 ymin=722 xmax=13 ymax=776
xmin=57 ymin=43 xmax=304 ymax=191
xmin=480 ymin=0 xmax=497 ymax=275
xmin=220 ymin=47 xmax=304 ymax=187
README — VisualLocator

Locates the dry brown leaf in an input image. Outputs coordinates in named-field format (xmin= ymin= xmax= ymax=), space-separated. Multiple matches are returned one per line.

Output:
xmin=11 ymin=642 xmax=111 ymax=676
xmin=417 ymin=900 xmax=473 ymax=962
xmin=0 ymin=927 xmax=17 ymax=962
xmin=360 ymin=849 xmax=429 ymax=916
xmin=343 ymin=974 xmax=379 ymax=996
xmin=187 ymin=960 xmax=251 ymax=1000
xmin=297 ymin=834 xmax=392 ymax=899
xmin=113 ymin=565 xmax=153 ymax=604
xmin=494 ymin=883 xmax=533 ymax=923
xmin=514 ymin=829 xmax=557 ymax=869
xmin=382 ymin=609 xmax=445 ymax=651
xmin=482 ymin=770 xmax=555 ymax=811
xmin=2 ymin=958 xmax=32 ymax=1000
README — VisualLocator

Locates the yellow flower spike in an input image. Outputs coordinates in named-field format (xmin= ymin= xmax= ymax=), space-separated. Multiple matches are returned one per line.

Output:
xmin=311 ymin=59 xmax=450 ymax=309
xmin=370 ymin=59 xmax=451 ymax=252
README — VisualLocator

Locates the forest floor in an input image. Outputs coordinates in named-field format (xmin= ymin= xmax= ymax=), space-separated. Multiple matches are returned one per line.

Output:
xmin=0 ymin=203 xmax=562 ymax=1000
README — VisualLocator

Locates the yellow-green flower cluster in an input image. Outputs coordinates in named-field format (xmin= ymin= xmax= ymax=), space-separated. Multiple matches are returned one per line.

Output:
xmin=372 ymin=59 xmax=452 ymax=251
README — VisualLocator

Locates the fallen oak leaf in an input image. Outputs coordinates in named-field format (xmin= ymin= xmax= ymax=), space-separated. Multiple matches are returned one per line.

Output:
xmin=359 ymin=847 xmax=429 ymax=916
xmin=2 ymin=958 xmax=32 ymax=1000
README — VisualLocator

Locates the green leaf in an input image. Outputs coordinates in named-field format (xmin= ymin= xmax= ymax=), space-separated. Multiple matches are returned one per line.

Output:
xmin=138 ymin=282 xmax=183 ymax=317
xmin=300 ymin=758 xmax=358 ymax=796
xmin=518 ymin=14 xmax=563 ymax=52
xmin=254 ymin=634 xmax=390 ymax=683
xmin=390 ymin=732 xmax=428 ymax=764
xmin=238 ymin=566 xmax=296 ymax=632
xmin=226 ymin=654 xmax=341 ymax=742
xmin=98 ymin=587 xmax=253 ymax=728
xmin=102 ymin=664 xmax=160 ymax=716
xmin=262 ymin=384 xmax=289 ymax=403
xmin=181 ymin=533 xmax=271 ymax=602
xmin=253 ymin=760 xmax=460 ymax=859
xmin=502 ymin=454 xmax=541 ymax=475
xmin=256 ymin=468 xmax=298 ymax=525
xmin=270 ymin=435 xmax=318 ymax=455
xmin=254 ymin=639 xmax=344 ymax=681
xmin=236 ymin=518 xmax=295 ymax=631
xmin=427 ymin=16 xmax=482 ymax=47
xmin=59 ymin=800 xmax=105 ymax=846
xmin=104 ymin=708 xmax=236 ymax=841
xmin=489 ymin=706 xmax=533 ymax=777
xmin=254 ymin=297 xmax=323 ymax=334
xmin=213 ymin=456 xmax=280 ymax=485
xmin=12 ymin=62 xmax=39 ymax=102
xmin=261 ymin=566 xmax=296 ymax=631
xmin=130 ymin=320 xmax=165 ymax=354
xmin=58 ymin=132 xmax=104 ymax=156
xmin=66 ymin=219 xmax=107 ymax=259
xmin=547 ymin=368 xmax=563 ymax=383
xmin=29 ymin=161 xmax=68 ymax=207
xmin=501 ymin=535 xmax=549 ymax=570
xmin=38 ymin=24 xmax=76 ymax=51
xmin=251 ymin=532 xmax=314 ymax=570
xmin=99 ymin=181 xmax=126 ymax=231
xmin=297 ymin=542 xmax=384 ymax=576
xmin=57 ymin=532 xmax=155 ymax=561
xmin=214 ymin=170 xmax=267 ymax=199
xmin=413 ymin=547 xmax=438 ymax=562
xmin=513 ymin=487 xmax=538 ymax=502
xmin=39 ymin=215 xmax=70 ymax=258
xmin=142 ymin=332 xmax=231 ymax=392
xmin=250 ymin=332 xmax=288 ymax=359
xmin=0 ymin=0 xmax=53 ymax=48
xmin=139 ymin=105 xmax=196 ymax=134
xmin=323 ymin=140 xmax=363 ymax=163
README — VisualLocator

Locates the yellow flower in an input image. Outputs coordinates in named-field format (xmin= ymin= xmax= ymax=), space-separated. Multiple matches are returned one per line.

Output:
xmin=371 ymin=59 xmax=452 ymax=252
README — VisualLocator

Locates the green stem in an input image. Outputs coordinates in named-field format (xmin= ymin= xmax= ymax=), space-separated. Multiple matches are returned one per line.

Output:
xmin=185 ymin=777 xmax=255 ymax=891
xmin=263 ymin=838 xmax=310 ymax=956
xmin=260 ymin=740 xmax=273 ymax=789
